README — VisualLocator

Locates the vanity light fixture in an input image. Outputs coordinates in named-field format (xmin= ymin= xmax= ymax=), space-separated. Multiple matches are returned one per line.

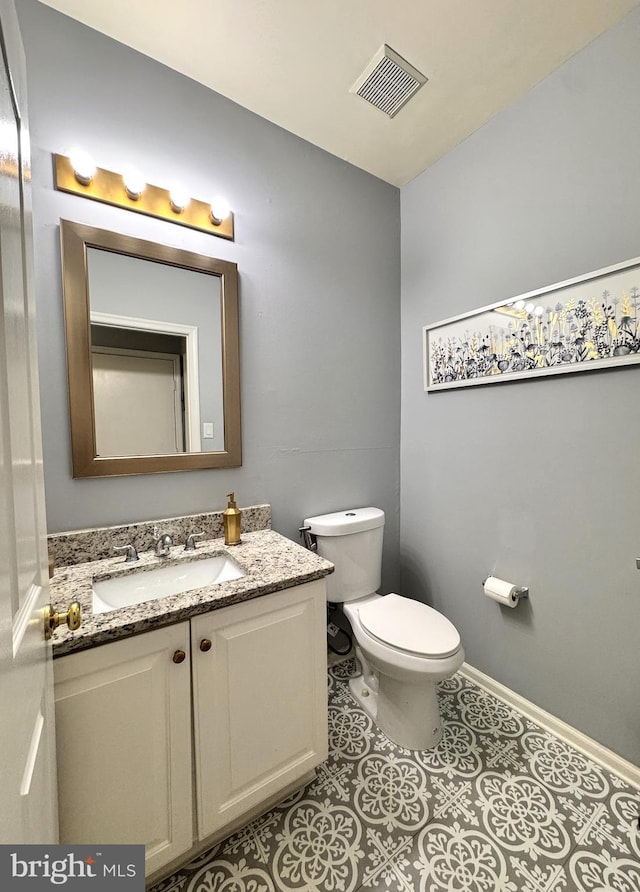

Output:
xmin=68 ymin=147 xmax=96 ymax=185
xmin=53 ymin=151 xmax=234 ymax=240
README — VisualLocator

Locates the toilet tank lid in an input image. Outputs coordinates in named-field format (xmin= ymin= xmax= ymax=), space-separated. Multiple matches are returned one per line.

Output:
xmin=304 ymin=507 xmax=384 ymax=536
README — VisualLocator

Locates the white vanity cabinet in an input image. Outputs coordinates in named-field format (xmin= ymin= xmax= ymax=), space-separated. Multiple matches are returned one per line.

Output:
xmin=191 ymin=579 xmax=328 ymax=839
xmin=53 ymin=621 xmax=193 ymax=876
xmin=54 ymin=579 xmax=328 ymax=875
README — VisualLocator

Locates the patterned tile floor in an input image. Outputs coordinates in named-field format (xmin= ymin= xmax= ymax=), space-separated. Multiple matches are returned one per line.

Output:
xmin=151 ymin=658 xmax=640 ymax=892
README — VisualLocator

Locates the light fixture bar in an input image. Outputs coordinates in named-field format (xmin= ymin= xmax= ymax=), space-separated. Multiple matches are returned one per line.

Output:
xmin=53 ymin=154 xmax=234 ymax=241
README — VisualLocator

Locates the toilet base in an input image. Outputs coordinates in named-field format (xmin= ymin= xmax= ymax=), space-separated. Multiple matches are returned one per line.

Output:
xmin=376 ymin=673 xmax=443 ymax=750
xmin=348 ymin=675 xmax=377 ymax=722
xmin=348 ymin=669 xmax=443 ymax=751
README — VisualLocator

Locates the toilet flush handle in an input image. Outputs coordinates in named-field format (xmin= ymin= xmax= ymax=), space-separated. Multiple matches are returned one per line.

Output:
xmin=299 ymin=526 xmax=317 ymax=552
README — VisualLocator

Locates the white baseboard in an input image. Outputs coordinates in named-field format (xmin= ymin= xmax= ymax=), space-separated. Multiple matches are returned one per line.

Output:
xmin=460 ymin=662 xmax=640 ymax=791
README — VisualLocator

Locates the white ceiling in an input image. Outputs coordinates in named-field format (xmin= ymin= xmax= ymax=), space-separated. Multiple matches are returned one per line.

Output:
xmin=38 ymin=0 xmax=639 ymax=186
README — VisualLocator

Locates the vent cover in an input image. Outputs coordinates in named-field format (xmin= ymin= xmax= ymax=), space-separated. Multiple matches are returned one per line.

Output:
xmin=351 ymin=44 xmax=427 ymax=118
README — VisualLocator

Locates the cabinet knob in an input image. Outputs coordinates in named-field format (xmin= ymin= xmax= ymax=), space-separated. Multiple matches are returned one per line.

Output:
xmin=172 ymin=649 xmax=186 ymax=664
xmin=199 ymin=639 xmax=212 ymax=652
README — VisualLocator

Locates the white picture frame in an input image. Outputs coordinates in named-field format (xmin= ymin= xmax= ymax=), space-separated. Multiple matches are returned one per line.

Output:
xmin=424 ymin=255 xmax=640 ymax=391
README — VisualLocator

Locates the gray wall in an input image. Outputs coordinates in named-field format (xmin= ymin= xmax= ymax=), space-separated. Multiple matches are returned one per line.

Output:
xmin=401 ymin=7 xmax=640 ymax=763
xmin=17 ymin=0 xmax=401 ymax=590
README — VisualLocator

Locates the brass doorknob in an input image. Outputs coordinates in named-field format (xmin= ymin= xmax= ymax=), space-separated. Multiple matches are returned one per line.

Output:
xmin=44 ymin=601 xmax=82 ymax=641
xmin=199 ymin=639 xmax=212 ymax=652
xmin=172 ymin=649 xmax=186 ymax=664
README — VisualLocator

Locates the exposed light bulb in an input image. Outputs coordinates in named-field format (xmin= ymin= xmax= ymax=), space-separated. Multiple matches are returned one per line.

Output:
xmin=514 ymin=300 xmax=525 ymax=310
xmin=68 ymin=147 xmax=96 ymax=185
xmin=525 ymin=303 xmax=535 ymax=315
xmin=534 ymin=305 xmax=544 ymax=316
xmin=169 ymin=186 xmax=190 ymax=213
xmin=0 ymin=121 xmax=17 ymax=155
xmin=122 ymin=166 xmax=146 ymax=200
xmin=210 ymin=196 xmax=230 ymax=224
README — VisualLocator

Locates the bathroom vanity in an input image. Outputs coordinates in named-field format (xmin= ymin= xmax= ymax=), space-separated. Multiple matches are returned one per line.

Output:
xmin=48 ymin=509 xmax=333 ymax=879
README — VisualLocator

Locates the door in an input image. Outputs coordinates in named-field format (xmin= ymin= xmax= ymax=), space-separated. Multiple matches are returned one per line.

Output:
xmin=54 ymin=624 xmax=193 ymax=874
xmin=191 ymin=581 xmax=328 ymax=839
xmin=92 ymin=347 xmax=185 ymax=455
xmin=0 ymin=0 xmax=58 ymax=844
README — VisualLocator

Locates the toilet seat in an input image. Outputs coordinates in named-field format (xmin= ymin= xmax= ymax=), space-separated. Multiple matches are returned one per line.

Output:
xmin=358 ymin=593 xmax=461 ymax=659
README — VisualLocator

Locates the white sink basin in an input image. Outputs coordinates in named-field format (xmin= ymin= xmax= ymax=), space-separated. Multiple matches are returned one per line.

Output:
xmin=92 ymin=554 xmax=246 ymax=614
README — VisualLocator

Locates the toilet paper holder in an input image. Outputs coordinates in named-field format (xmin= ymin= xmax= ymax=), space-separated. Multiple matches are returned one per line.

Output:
xmin=482 ymin=576 xmax=529 ymax=599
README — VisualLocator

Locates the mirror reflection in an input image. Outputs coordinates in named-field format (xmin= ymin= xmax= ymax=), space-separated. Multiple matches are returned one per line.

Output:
xmin=87 ymin=248 xmax=223 ymax=456
xmin=60 ymin=220 xmax=241 ymax=477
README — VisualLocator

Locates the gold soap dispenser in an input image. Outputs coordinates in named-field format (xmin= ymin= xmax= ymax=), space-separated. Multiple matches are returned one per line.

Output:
xmin=223 ymin=492 xmax=242 ymax=546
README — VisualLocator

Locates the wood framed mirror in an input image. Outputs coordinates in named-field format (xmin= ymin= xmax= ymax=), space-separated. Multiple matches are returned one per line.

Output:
xmin=60 ymin=220 xmax=241 ymax=477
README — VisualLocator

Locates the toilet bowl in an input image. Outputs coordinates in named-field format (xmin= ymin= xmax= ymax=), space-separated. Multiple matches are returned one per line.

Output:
xmin=303 ymin=507 xmax=465 ymax=750
xmin=343 ymin=593 xmax=464 ymax=749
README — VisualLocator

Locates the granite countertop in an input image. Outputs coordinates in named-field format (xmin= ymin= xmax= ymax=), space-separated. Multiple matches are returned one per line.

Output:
xmin=49 ymin=529 xmax=334 ymax=658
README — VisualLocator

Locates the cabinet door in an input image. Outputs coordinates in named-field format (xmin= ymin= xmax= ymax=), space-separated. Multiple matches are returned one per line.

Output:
xmin=192 ymin=580 xmax=328 ymax=839
xmin=54 ymin=623 xmax=192 ymax=875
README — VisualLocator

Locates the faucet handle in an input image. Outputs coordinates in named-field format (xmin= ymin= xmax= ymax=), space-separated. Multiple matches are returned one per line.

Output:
xmin=184 ymin=530 xmax=205 ymax=552
xmin=113 ymin=543 xmax=139 ymax=562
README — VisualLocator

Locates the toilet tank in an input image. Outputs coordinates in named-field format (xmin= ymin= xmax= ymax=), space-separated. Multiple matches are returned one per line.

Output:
xmin=303 ymin=508 xmax=384 ymax=603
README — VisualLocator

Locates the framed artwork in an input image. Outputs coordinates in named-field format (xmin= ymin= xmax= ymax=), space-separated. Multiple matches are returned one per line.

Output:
xmin=424 ymin=256 xmax=640 ymax=391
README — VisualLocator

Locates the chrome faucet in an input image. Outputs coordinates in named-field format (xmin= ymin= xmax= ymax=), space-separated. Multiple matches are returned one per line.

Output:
xmin=184 ymin=530 xmax=205 ymax=552
xmin=153 ymin=526 xmax=173 ymax=557
xmin=113 ymin=543 xmax=139 ymax=563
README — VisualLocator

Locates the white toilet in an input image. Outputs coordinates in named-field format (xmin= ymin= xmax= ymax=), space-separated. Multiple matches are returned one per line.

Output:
xmin=304 ymin=507 xmax=464 ymax=750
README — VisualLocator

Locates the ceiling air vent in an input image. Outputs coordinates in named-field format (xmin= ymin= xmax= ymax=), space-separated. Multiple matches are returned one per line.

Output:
xmin=351 ymin=44 xmax=427 ymax=118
